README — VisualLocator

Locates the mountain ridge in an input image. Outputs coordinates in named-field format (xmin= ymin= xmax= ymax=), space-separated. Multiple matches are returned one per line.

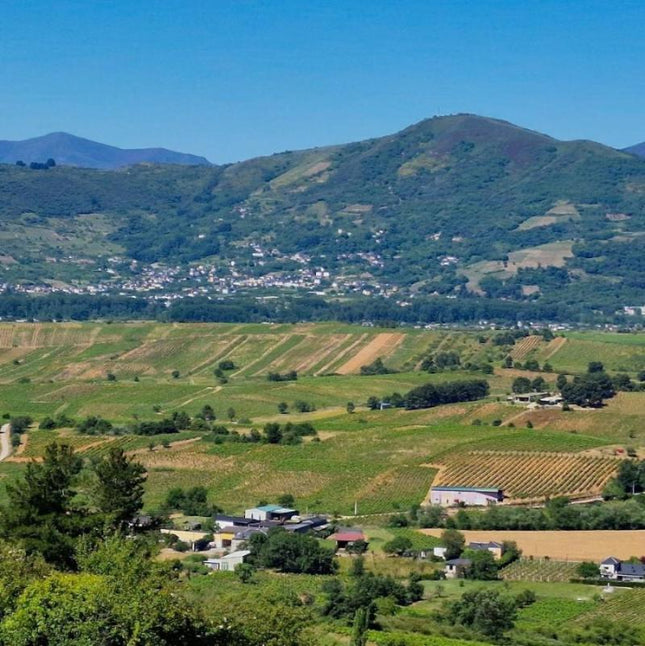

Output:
xmin=2 ymin=113 xmax=645 ymax=317
xmin=0 ymin=132 xmax=211 ymax=169
xmin=624 ymin=141 xmax=645 ymax=158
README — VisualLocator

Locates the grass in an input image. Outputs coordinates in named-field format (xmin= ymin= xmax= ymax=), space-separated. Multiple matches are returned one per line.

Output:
xmin=1 ymin=321 xmax=643 ymax=517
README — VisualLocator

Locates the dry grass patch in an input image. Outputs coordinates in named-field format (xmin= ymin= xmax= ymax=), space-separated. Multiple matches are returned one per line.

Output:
xmin=420 ymin=529 xmax=645 ymax=561
xmin=337 ymin=333 xmax=405 ymax=374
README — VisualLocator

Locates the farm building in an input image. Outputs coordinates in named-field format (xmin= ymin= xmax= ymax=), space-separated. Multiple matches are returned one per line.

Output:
xmin=509 ymin=391 xmax=548 ymax=405
xmin=445 ymin=558 xmax=471 ymax=579
xmin=244 ymin=504 xmax=298 ymax=522
xmin=468 ymin=541 xmax=504 ymax=558
xmin=430 ymin=486 xmax=504 ymax=507
xmin=600 ymin=556 xmax=645 ymax=582
xmin=328 ymin=529 xmax=366 ymax=550
xmin=204 ymin=550 xmax=250 ymax=572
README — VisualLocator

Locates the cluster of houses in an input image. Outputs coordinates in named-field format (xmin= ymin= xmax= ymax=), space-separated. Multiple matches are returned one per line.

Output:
xmin=162 ymin=504 xmax=367 ymax=572
xmin=433 ymin=541 xmax=506 ymax=578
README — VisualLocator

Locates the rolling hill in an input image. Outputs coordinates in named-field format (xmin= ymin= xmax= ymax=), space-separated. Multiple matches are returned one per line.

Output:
xmin=625 ymin=141 xmax=645 ymax=158
xmin=2 ymin=113 xmax=645 ymax=317
xmin=0 ymin=132 xmax=211 ymax=169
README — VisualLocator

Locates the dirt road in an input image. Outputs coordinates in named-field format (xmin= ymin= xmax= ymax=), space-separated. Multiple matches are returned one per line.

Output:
xmin=0 ymin=423 xmax=11 ymax=461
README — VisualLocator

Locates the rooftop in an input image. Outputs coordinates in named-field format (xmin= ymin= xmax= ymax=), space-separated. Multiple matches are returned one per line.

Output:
xmin=432 ymin=486 xmax=502 ymax=494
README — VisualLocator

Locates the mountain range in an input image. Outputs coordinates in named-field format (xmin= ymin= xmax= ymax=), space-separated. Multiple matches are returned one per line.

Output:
xmin=0 ymin=132 xmax=211 ymax=169
xmin=624 ymin=141 xmax=645 ymax=158
xmin=2 ymin=113 xmax=645 ymax=318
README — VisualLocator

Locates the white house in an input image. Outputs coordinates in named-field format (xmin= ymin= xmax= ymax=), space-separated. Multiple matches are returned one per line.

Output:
xmin=600 ymin=556 xmax=645 ymax=582
xmin=204 ymin=550 xmax=251 ymax=572
xmin=444 ymin=558 xmax=471 ymax=579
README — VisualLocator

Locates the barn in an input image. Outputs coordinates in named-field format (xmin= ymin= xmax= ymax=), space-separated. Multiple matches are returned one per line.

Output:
xmin=430 ymin=486 xmax=503 ymax=507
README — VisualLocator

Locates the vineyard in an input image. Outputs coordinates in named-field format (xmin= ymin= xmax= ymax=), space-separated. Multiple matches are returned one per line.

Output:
xmin=510 ymin=335 xmax=543 ymax=361
xmin=574 ymin=589 xmax=645 ymax=627
xmin=501 ymin=559 xmax=580 ymax=582
xmin=431 ymin=450 xmax=620 ymax=500
xmin=515 ymin=598 xmax=595 ymax=631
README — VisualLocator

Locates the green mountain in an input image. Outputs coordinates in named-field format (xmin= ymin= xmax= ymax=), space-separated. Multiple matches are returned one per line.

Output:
xmin=0 ymin=132 xmax=211 ymax=169
xmin=2 ymin=114 xmax=645 ymax=313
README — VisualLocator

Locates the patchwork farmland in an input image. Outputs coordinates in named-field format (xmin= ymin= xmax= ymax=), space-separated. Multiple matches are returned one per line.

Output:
xmin=0 ymin=322 xmax=644 ymax=517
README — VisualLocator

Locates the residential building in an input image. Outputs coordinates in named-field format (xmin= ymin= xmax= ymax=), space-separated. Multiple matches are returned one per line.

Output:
xmin=204 ymin=550 xmax=251 ymax=572
xmin=600 ymin=557 xmax=645 ymax=582
xmin=468 ymin=541 xmax=504 ymax=559
xmin=445 ymin=558 xmax=472 ymax=579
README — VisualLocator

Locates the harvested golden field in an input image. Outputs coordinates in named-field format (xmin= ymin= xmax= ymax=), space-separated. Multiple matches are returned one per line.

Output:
xmin=420 ymin=529 xmax=645 ymax=561
xmin=430 ymin=450 xmax=620 ymax=501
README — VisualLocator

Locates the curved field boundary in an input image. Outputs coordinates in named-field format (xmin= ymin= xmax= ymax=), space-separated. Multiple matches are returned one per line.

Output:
xmin=543 ymin=336 xmax=567 ymax=360
xmin=336 ymin=333 xmax=405 ymax=375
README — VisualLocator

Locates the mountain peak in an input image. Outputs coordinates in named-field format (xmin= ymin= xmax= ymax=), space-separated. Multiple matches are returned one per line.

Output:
xmin=0 ymin=132 xmax=211 ymax=169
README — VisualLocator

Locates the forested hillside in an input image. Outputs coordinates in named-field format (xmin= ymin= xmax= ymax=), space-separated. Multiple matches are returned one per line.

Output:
xmin=3 ymin=114 xmax=645 ymax=317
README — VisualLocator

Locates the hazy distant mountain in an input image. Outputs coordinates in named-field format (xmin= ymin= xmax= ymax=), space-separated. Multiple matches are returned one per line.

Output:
xmin=624 ymin=141 xmax=645 ymax=158
xmin=0 ymin=132 xmax=211 ymax=169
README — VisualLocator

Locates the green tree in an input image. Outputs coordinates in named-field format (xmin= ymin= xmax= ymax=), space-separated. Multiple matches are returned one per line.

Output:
xmin=464 ymin=549 xmax=499 ymax=580
xmin=277 ymin=402 xmax=288 ymax=414
xmin=93 ymin=448 xmax=147 ymax=526
xmin=383 ymin=536 xmax=412 ymax=556
xmin=0 ymin=443 xmax=83 ymax=567
xmin=441 ymin=528 xmax=465 ymax=560
xmin=577 ymin=561 xmax=599 ymax=578
xmin=277 ymin=493 xmax=295 ymax=507
xmin=447 ymin=588 xmax=517 ymax=640
xmin=350 ymin=606 xmax=369 ymax=646
xmin=556 ymin=374 xmax=568 ymax=390
xmin=346 ymin=402 xmax=356 ymax=414
xmin=512 ymin=376 xmax=532 ymax=394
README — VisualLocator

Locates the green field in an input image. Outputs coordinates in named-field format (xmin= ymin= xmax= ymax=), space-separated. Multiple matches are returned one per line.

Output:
xmin=1 ymin=322 xmax=644 ymax=515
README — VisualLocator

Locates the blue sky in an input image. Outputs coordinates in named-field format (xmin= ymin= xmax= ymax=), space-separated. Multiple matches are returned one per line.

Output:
xmin=2 ymin=0 xmax=644 ymax=162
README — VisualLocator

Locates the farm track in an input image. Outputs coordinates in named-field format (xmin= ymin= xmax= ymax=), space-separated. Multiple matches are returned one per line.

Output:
xmin=173 ymin=386 xmax=221 ymax=409
xmin=543 ymin=336 xmax=567 ymax=360
xmin=0 ymin=424 xmax=11 ymax=461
